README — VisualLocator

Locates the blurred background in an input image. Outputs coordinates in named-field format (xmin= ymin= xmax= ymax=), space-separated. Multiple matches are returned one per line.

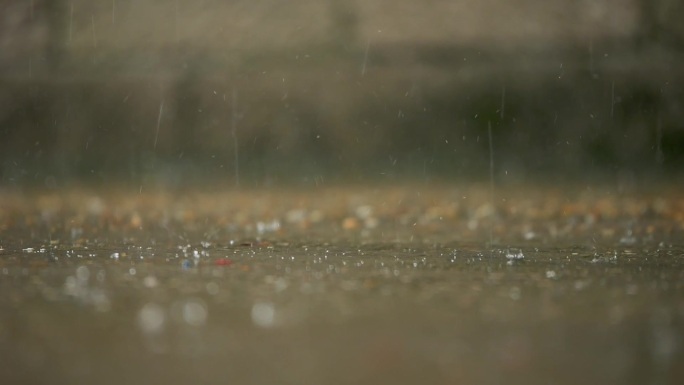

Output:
xmin=1 ymin=0 xmax=683 ymax=188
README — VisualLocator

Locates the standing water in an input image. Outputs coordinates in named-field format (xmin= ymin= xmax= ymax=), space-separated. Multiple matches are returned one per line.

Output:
xmin=1 ymin=184 xmax=683 ymax=385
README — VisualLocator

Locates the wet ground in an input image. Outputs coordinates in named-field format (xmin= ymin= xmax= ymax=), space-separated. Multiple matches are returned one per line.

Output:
xmin=1 ymin=183 xmax=683 ymax=385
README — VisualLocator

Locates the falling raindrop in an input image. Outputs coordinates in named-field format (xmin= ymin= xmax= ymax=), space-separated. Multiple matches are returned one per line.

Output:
xmin=488 ymin=121 xmax=495 ymax=247
xmin=154 ymin=101 xmax=164 ymax=150
xmin=231 ymin=88 xmax=240 ymax=186
xmin=361 ymin=40 xmax=370 ymax=75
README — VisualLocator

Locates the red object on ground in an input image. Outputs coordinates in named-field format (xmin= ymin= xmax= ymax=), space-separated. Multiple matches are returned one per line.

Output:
xmin=214 ymin=258 xmax=233 ymax=266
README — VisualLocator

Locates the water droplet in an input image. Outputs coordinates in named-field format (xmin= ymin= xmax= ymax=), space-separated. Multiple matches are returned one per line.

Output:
xmin=143 ymin=275 xmax=159 ymax=288
xmin=256 ymin=220 xmax=280 ymax=234
xmin=251 ymin=302 xmax=276 ymax=328
xmin=76 ymin=265 xmax=90 ymax=282
xmin=90 ymin=289 xmax=111 ymax=312
xmin=274 ymin=277 xmax=288 ymax=292
xmin=509 ymin=286 xmax=522 ymax=300
xmin=182 ymin=299 xmax=208 ymax=327
xmin=205 ymin=282 xmax=219 ymax=295
xmin=138 ymin=303 xmax=166 ymax=334
xmin=355 ymin=205 xmax=373 ymax=219
xmin=506 ymin=249 xmax=524 ymax=260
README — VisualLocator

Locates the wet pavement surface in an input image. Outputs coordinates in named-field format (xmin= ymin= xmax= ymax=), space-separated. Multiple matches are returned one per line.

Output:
xmin=1 ymin=183 xmax=683 ymax=385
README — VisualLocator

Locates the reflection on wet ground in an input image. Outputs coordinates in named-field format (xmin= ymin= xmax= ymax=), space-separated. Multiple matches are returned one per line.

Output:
xmin=1 ymin=184 xmax=683 ymax=384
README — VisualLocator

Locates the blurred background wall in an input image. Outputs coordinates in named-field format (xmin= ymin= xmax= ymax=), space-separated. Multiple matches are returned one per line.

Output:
xmin=1 ymin=0 xmax=683 ymax=188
